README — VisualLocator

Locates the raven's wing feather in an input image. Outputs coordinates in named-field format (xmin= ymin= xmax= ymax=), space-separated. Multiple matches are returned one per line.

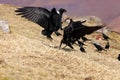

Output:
xmin=71 ymin=26 xmax=103 ymax=38
xmin=15 ymin=7 xmax=50 ymax=28
xmin=82 ymin=26 xmax=103 ymax=34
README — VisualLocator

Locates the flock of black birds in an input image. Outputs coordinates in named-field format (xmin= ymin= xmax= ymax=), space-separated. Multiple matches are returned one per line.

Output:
xmin=15 ymin=6 xmax=120 ymax=61
xmin=15 ymin=7 xmax=111 ymax=52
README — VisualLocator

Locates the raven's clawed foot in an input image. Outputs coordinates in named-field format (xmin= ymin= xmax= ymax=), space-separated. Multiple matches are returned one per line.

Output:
xmin=47 ymin=35 xmax=53 ymax=41
xmin=42 ymin=30 xmax=47 ymax=36
xmin=42 ymin=30 xmax=53 ymax=40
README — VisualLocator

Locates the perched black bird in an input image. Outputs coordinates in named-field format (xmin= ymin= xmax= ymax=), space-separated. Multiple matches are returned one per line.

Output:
xmin=59 ymin=19 xmax=104 ymax=49
xmin=15 ymin=7 xmax=66 ymax=39
xmin=81 ymin=36 xmax=91 ymax=42
xmin=118 ymin=54 xmax=120 ymax=61
xmin=92 ymin=42 xmax=105 ymax=51
xmin=59 ymin=19 xmax=75 ymax=49
xmin=102 ymin=33 xmax=110 ymax=41
xmin=105 ymin=41 xmax=110 ymax=49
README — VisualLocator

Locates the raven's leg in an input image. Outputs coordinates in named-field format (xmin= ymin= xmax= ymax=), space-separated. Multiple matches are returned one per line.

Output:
xmin=68 ymin=43 xmax=74 ymax=49
xmin=41 ymin=29 xmax=53 ymax=40
xmin=46 ymin=30 xmax=53 ymax=40
xmin=47 ymin=35 xmax=53 ymax=40
xmin=77 ymin=40 xmax=86 ymax=52
xmin=47 ymin=32 xmax=53 ymax=40
xmin=59 ymin=40 xmax=68 ymax=49
xmin=59 ymin=40 xmax=63 ymax=49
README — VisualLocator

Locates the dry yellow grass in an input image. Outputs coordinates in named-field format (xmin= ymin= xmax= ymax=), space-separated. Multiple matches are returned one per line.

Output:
xmin=0 ymin=4 xmax=120 ymax=80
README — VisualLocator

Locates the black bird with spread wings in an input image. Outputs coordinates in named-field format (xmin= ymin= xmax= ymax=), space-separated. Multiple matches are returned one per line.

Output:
xmin=59 ymin=19 xmax=104 ymax=50
xmin=15 ymin=7 xmax=66 ymax=39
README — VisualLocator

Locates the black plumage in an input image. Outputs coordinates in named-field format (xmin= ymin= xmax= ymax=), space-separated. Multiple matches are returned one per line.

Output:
xmin=92 ymin=42 xmax=105 ymax=51
xmin=105 ymin=41 xmax=110 ymax=49
xmin=15 ymin=7 xmax=66 ymax=39
xmin=80 ymin=46 xmax=86 ymax=53
xmin=118 ymin=54 xmax=120 ymax=61
xmin=78 ymin=41 xmax=85 ymax=46
xmin=59 ymin=19 xmax=104 ymax=49
xmin=102 ymin=33 xmax=110 ymax=41
xmin=79 ymin=41 xmax=86 ymax=53
xmin=60 ymin=19 xmax=103 ymax=47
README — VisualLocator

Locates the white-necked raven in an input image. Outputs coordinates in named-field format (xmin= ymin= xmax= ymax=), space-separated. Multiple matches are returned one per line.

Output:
xmin=15 ymin=7 xmax=66 ymax=39
xmin=59 ymin=19 xmax=104 ymax=50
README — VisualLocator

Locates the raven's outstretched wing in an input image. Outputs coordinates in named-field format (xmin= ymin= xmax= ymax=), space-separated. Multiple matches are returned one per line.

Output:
xmin=15 ymin=7 xmax=50 ymax=29
xmin=71 ymin=25 xmax=103 ymax=37
xmin=81 ymin=26 xmax=103 ymax=34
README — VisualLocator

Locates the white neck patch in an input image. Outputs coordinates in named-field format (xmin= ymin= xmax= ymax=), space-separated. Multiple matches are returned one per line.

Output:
xmin=57 ymin=11 xmax=60 ymax=14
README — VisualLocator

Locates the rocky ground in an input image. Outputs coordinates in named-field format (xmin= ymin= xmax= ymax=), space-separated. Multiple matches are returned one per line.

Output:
xmin=0 ymin=4 xmax=120 ymax=80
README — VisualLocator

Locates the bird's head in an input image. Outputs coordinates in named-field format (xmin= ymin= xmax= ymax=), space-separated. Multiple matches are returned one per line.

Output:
xmin=51 ymin=8 xmax=57 ymax=14
xmin=58 ymin=8 xmax=67 ymax=15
